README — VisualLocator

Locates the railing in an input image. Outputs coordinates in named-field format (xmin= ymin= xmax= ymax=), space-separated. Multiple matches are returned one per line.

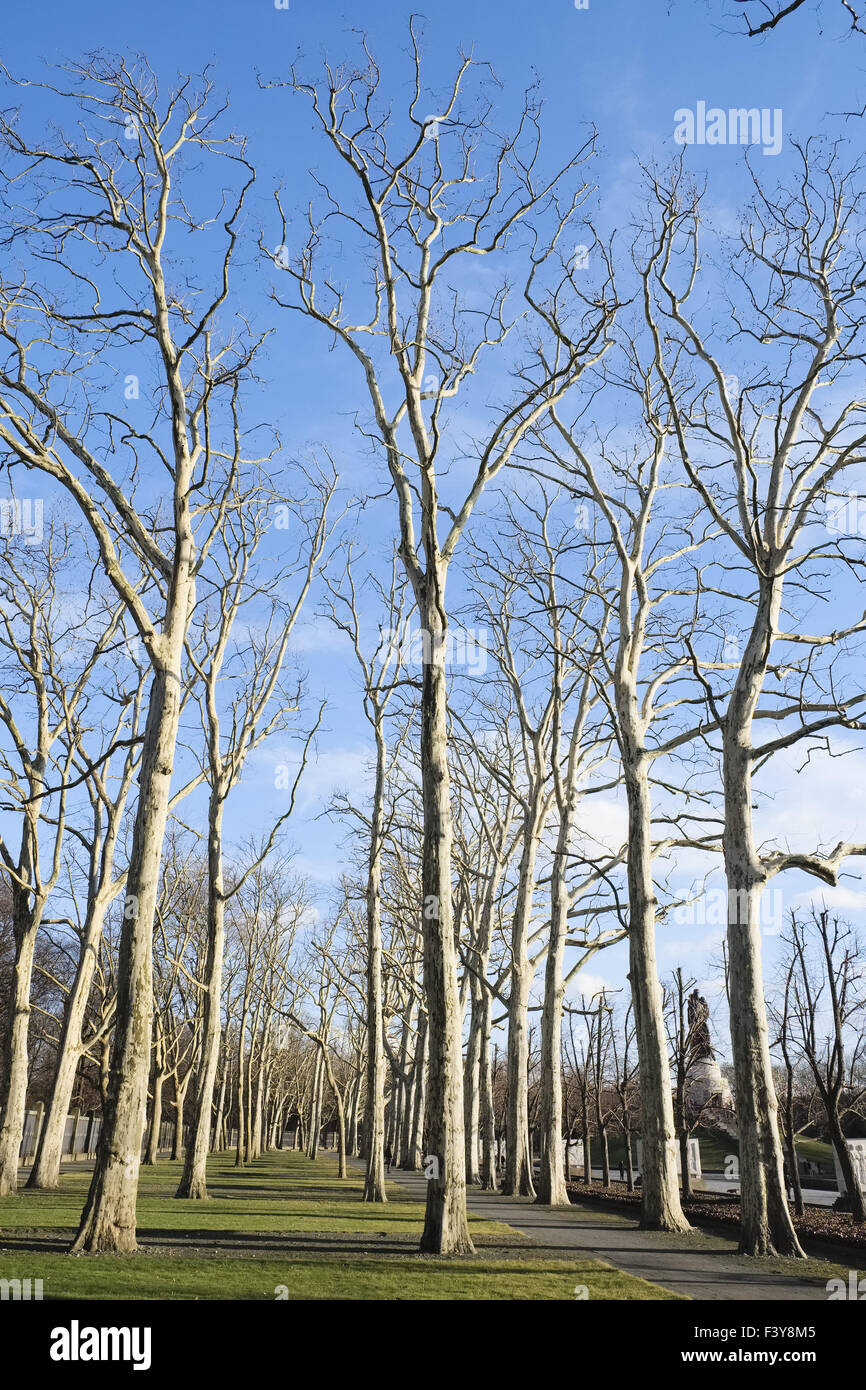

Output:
xmin=18 ymin=1108 xmax=190 ymax=1163
xmin=19 ymin=1112 xmax=286 ymax=1163
xmin=18 ymin=1106 xmax=101 ymax=1161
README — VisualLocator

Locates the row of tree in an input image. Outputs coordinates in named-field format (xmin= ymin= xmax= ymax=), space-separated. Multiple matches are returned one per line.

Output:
xmin=0 ymin=32 xmax=864 ymax=1262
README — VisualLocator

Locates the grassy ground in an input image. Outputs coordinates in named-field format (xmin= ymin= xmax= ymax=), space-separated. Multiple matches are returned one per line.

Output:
xmin=692 ymin=1130 xmax=836 ymax=1171
xmin=794 ymin=1137 xmax=835 ymax=1167
xmin=0 ymin=1149 xmax=679 ymax=1300
xmin=588 ymin=1129 xmax=734 ymax=1170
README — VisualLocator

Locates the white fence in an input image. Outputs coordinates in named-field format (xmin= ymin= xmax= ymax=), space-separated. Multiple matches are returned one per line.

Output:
xmin=18 ymin=1106 xmax=101 ymax=1161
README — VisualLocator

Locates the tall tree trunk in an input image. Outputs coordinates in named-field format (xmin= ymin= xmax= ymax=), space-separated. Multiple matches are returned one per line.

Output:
xmin=235 ymin=1015 xmax=247 ymax=1167
xmin=391 ymin=1024 xmax=408 ymax=1165
xmin=537 ymin=768 xmax=575 ymax=1207
xmin=346 ymin=1074 xmax=360 ymax=1156
xmin=582 ymin=1104 xmax=591 ymax=1186
xmin=504 ymin=809 xmax=541 ymax=1199
xmin=784 ymin=1131 xmax=804 ymax=1216
xmin=99 ymin=1037 xmax=111 ymax=1109
xmin=385 ymin=1086 xmax=398 ymax=1161
xmin=407 ymin=1012 xmax=427 ymax=1172
xmin=320 ymin=1047 xmax=347 ymax=1180
xmin=479 ymin=988 xmax=498 ymax=1191
xmin=213 ymin=1045 xmax=229 ymax=1152
xmin=71 ymin=636 xmax=191 ymax=1253
xmin=724 ymin=579 xmax=804 ymax=1257
xmin=177 ymin=797 xmax=226 ymax=1198
xmin=0 ymin=919 xmax=38 ymax=1194
xmin=599 ymin=1125 xmax=610 ymax=1188
xmin=144 ymin=1069 xmax=165 ymax=1167
xmin=251 ymin=1050 xmax=264 ymax=1159
xmin=828 ymin=1108 xmax=866 ymax=1223
xmin=29 ymin=1043 xmax=83 ymax=1191
xmin=244 ymin=1035 xmax=257 ymax=1161
xmin=417 ymin=600 xmax=472 ymax=1254
xmin=679 ymin=1127 xmax=692 ymax=1198
xmin=622 ymin=751 xmax=690 ymax=1232
xmin=28 ymin=890 xmax=113 ymax=1189
xmin=307 ymin=1050 xmax=323 ymax=1160
xmin=399 ymin=1027 xmax=419 ymax=1168
xmin=463 ymin=994 xmax=482 ymax=1186
xmin=363 ymin=725 xmax=388 ymax=1200
xmin=172 ymin=1073 xmax=190 ymax=1161
xmin=726 ymin=881 xmax=802 ymax=1254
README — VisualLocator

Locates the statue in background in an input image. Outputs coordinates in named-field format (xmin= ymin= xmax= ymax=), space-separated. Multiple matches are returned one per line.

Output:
xmin=687 ymin=990 xmax=714 ymax=1061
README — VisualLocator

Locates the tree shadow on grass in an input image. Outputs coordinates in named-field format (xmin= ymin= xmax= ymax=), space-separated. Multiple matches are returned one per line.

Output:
xmin=200 ymin=1183 xmax=366 ymax=1199
xmin=0 ymin=1227 xmax=421 ymax=1259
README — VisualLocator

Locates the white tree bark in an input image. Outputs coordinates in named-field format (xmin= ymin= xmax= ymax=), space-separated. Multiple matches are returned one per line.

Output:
xmin=418 ymin=602 xmax=473 ymax=1253
xmin=723 ymin=580 xmax=803 ymax=1256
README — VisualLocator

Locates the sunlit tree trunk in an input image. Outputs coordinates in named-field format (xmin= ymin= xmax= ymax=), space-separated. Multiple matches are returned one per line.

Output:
xmin=536 ymin=811 xmax=571 ymax=1206
xmin=28 ymin=885 xmax=116 ymax=1189
xmin=364 ymin=724 xmax=388 ymax=1201
xmin=177 ymin=798 xmax=226 ymax=1197
xmin=0 ymin=916 xmax=38 ymax=1193
xmin=418 ymin=604 xmax=473 ymax=1253
xmin=622 ymin=744 xmax=689 ymax=1231
xmin=504 ymin=803 xmax=543 ymax=1199
xmin=724 ymin=581 xmax=803 ymax=1257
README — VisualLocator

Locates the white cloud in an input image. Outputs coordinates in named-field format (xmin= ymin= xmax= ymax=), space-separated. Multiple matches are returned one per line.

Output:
xmin=569 ymin=969 xmax=612 ymax=1001
xmin=251 ymin=741 xmax=373 ymax=809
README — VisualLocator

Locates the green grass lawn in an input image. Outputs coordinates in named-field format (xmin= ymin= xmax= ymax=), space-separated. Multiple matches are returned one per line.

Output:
xmin=586 ymin=1132 xmax=736 ymax=1169
xmin=588 ymin=1129 xmax=835 ymax=1173
xmin=0 ymin=1149 xmax=679 ymax=1300
xmin=586 ymin=1130 xmax=736 ymax=1170
xmin=693 ymin=1129 xmax=835 ymax=1172
xmin=793 ymin=1137 xmax=835 ymax=1167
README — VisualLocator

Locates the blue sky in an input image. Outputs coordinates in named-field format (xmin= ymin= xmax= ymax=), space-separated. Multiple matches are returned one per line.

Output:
xmin=3 ymin=0 xmax=865 ymax=1058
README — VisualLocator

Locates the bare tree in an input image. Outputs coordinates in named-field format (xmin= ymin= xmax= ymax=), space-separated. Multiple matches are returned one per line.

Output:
xmin=565 ymin=1000 xmax=597 ymax=1188
xmin=538 ymin=315 xmax=723 ymax=1230
xmin=29 ymin=613 xmax=206 ymax=1189
xmin=783 ymin=908 xmax=866 ymax=1221
xmin=0 ymin=61 xmax=259 ymax=1251
xmin=321 ymin=549 xmax=412 ymax=1201
xmin=266 ymin=24 xmax=615 ymax=1252
xmin=0 ymin=530 xmax=125 ymax=1192
xmin=589 ymin=992 xmax=616 ymax=1188
xmin=664 ymin=967 xmax=721 ymax=1198
xmin=768 ymin=956 xmax=822 ymax=1216
xmin=27 ymin=641 xmax=146 ymax=1189
xmin=176 ymin=468 xmax=333 ymax=1199
xmin=464 ymin=492 xmax=622 ymax=1206
xmin=610 ymin=1001 xmax=640 ymax=1191
xmin=450 ymin=729 xmax=521 ymax=1193
xmin=724 ymin=0 xmax=865 ymax=37
xmin=645 ymin=151 xmax=866 ymax=1254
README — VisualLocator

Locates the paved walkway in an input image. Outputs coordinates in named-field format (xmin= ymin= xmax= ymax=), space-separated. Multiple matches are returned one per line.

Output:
xmin=371 ymin=1163 xmax=844 ymax=1301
